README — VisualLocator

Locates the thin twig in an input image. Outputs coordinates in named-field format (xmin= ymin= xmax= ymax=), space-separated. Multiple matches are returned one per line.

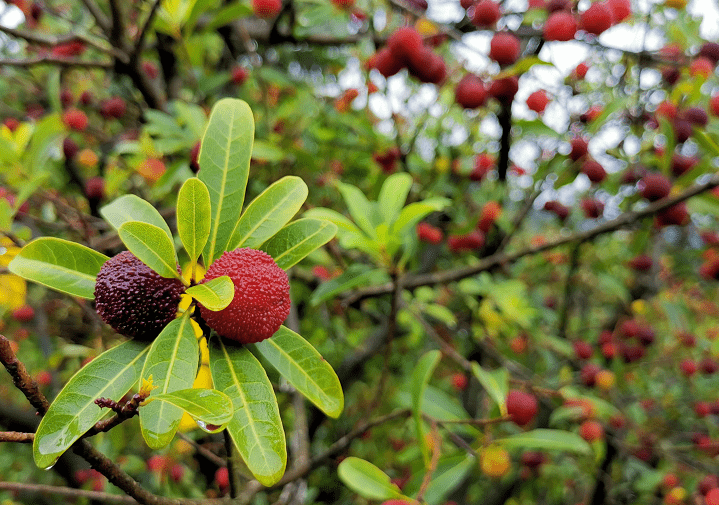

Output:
xmin=0 ymin=482 xmax=138 ymax=504
xmin=0 ymin=431 xmax=33 ymax=443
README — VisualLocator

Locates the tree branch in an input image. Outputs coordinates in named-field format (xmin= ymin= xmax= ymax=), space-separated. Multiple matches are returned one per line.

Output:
xmin=0 ymin=482 xmax=138 ymax=504
xmin=0 ymin=56 xmax=113 ymax=68
xmin=343 ymin=173 xmax=719 ymax=302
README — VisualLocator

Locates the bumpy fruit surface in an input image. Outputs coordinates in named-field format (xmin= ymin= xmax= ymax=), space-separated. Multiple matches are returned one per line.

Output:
xmin=252 ymin=0 xmax=282 ymax=18
xmin=94 ymin=251 xmax=185 ymax=339
xmin=480 ymin=445 xmax=511 ymax=478
xmin=199 ymin=248 xmax=290 ymax=344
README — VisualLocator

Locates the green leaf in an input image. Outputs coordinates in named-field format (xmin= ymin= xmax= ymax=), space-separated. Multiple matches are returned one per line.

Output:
xmin=411 ymin=350 xmax=441 ymax=468
xmin=377 ymin=172 xmax=412 ymax=226
xmin=694 ymin=130 xmax=719 ymax=158
xmin=337 ymin=457 xmax=404 ymax=500
xmin=33 ymin=341 xmax=149 ymax=469
xmin=185 ymin=276 xmax=234 ymax=311
xmin=260 ymin=218 xmax=338 ymax=270
xmin=209 ymin=338 xmax=286 ymax=486
xmin=303 ymin=207 xmax=366 ymax=236
xmin=100 ymin=194 xmax=173 ymax=241
xmin=8 ymin=238 xmax=109 ymax=300
xmin=118 ymin=222 xmax=180 ymax=280
xmin=229 ymin=176 xmax=308 ymax=250
xmin=415 ymin=454 xmax=475 ymax=505
xmin=198 ymin=98 xmax=254 ymax=267
xmin=336 ymin=181 xmax=380 ymax=238
xmin=177 ymin=178 xmax=211 ymax=264
xmin=495 ymin=429 xmax=592 ymax=455
xmin=253 ymin=326 xmax=343 ymax=418
xmin=147 ymin=388 xmax=233 ymax=428
xmin=140 ymin=314 xmax=199 ymax=449
xmin=203 ymin=2 xmax=253 ymax=31
xmin=494 ymin=55 xmax=552 ymax=79
xmin=390 ymin=198 xmax=451 ymax=237
xmin=471 ymin=362 xmax=508 ymax=416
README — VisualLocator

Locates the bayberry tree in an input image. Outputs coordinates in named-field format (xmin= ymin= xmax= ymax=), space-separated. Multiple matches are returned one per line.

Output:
xmin=1 ymin=0 xmax=719 ymax=504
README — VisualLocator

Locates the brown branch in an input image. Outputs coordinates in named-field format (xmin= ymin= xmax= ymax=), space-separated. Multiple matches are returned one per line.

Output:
xmin=0 ymin=431 xmax=34 ymax=443
xmin=0 ymin=482 xmax=138 ymax=504
xmin=108 ymin=0 xmax=126 ymax=50
xmin=0 ymin=56 xmax=113 ymax=68
xmin=133 ymin=0 xmax=162 ymax=58
xmin=177 ymin=432 xmax=226 ymax=467
xmin=79 ymin=0 xmax=111 ymax=32
xmin=0 ymin=25 xmax=118 ymax=57
xmin=343 ymin=173 xmax=719 ymax=302
xmin=496 ymin=101 xmax=512 ymax=182
xmin=0 ymin=335 xmax=50 ymax=415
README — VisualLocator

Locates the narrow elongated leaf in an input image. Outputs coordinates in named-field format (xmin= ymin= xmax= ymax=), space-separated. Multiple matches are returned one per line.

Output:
xmin=309 ymin=266 xmax=389 ymax=306
xmin=471 ymin=362 xmax=508 ymax=416
xmin=33 ymin=341 xmax=149 ymax=469
xmin=337 ymin=457 xmax=404 ymax=500
xmin=8 ymin=238 xmax=109 ymax=299
xmin=185 ymin=276 xmax=234 ymax=311
xmin=390 ymin=198 xmax=451 ymax=237
xmin=177 ymin=178 xmax=211 ymax=263
xmin=303 ymin=207 xmax=365 ymax=236
xmin=229 ymin=176 xmax=308 ymax=250
xmin=209 ymin=338 xmax=286 ymax=486
xmin=377 ymin=172 xmax=412 ymax=226
xmin=198 ymin=99 xmax=254 ymax=266
xmin=148 ymin=388 xmax=233 ymax=427
xmin=119 ymin=222 xmax=180 ymax=279
xmin=260 ymin=218 xmax=338 ymax=270
xmin=411 ymin=350 xmax=441 ymax=468
xmin=140 ymin=314 xmax=199 ymax=449
xmin=253 ymin=326 xmax=343 ymax=418
xmin=496 ymin=429 xmax=591 ymax=455
xmin=100 ymin=194 xmax=173 ymax=240
xmin=336 ymin=182 xmax=380 ymax=238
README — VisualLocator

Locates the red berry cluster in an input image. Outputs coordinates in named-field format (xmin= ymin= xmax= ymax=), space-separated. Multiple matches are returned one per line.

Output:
xmin=367 ymin=27 xmax=446 ymax=85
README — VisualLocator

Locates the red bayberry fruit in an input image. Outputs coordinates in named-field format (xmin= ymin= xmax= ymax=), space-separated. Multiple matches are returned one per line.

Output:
xmin=417 ymin=222 xmax=443 ymax=244
xmin=710 ymin=94 xmax=719 ymax=116
xmin=581 ymin=198 xmax=604 ymax=219
xmin=581 ymin=2 xmax=612 ymax=35
xmin=94 ymin=251 xmax=185 ymax=340
xmin=628 ymin=254 xmax=652 ymax=271
xmin=581 ymin=159 xmax=606 ymax=183
xmin=707 ymin=489 xmax=719 ymax=505
xmin=170 ymin=464 xmax=184 ymax=483
xmin=52 ymin=41 xmax=85 ymax=57
xmin=580 ymin=363 xmax=600 ymax=386
xmin=408 ymin=49 xmax=446 ymax=84
xmin=700 ymin=357 xmax=718 ymax=375
xmin=80 ymin=90 xmax=94 ymax=106
xmin=606 ymin=0 xmax=631 ymax=22
xmin=574 ymin=62 xmax=589 ymax=78
xmin=671 ymin=153 xmax=698 ymax=177
xmin=640 ymin=173 xmax=671 ymax=201
xmin=100 ymin=97 xmax=126 ymax=119
xmin=488 ymin=75 xmax=519 ymax=103
xmin=455 ymin=74 xmax=487 ymax=109
xmin=199 ymin=248 xmax=290 ymax=344
xmin=655 ymin=100 xmax=677 ymax=120
xmin=62 ymin=137 xmax=78 ymax=160
xmin=147 ymin=455 xmax=171 ymax=473
xmin=655 ymin=202 xmax=689 ymax=227
xmin=684 ymin=106 xmax=708 ymax=127
xmin=696 ymin=401 xmax=711 ymax=418
xmin=573 ymin=340 xmax=593 ymax=360
xmin=477 ymin=201 xmax=501 ymax=233
xmin=579 ymin=420 xmax=604 ymax=441
xmin=63 ymin=108 xmax=87 ymax=131
xmin=679 ymin=359 xmax=696 ymax=377
xmin=690 ymin=57 xmax=714 ymax=78
xmin=231 ymin=66 xmax=249 ymax=85
xmin=700 ymin=476 xmax=719 ymax=496
xmin=36 ymin=370 xmax=51 ymax=386
xmin=388 ymin=26 xmax=423 ymax=62
xmin=569 ymin=136 xmax=589 ymax=161
xmin=471 ymin=0 xmax=501 ymax=27
xmin=699 ymin=42 xmax=719 ymax=64
xmin=489 ymin=32 xmax=520 ymax=65
xmin=451 ymin=373 xmax=469 ymax=391
xmin=60 ymin=88 xmax=74 ymax=108
xmin=3 ymin=118 xmax=19 ymax=131
xmin=85 ymin=176 xmax=105 ymax=201
xmin=370 ymin=48 xmax=404 ymax=78
xmin=215 ymin=467 xmax=229 ymax=492
xmin=447 ymin=231 xmax=485 ymax=253
xmin=506 ymin=389 xmax=538 ymax=426
xmin=543 ymin=11 xmax=578 ymax=41
xmin=190 ymin=141 xmax=201 ymax=173
xmin=252 ymin=0 xmax=281 ymax=17
xmin=12 ymin=304 xmax=34 ymax=322
xmin=526 ymin=90 xmax=550 ymax=113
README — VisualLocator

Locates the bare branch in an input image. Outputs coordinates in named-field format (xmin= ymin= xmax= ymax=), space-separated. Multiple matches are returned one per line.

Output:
xmin=0 ymin=56 xmax=113 ymax=68
xmin=0 ymin=482 xmax=138 ymax=504
xmin=79 ymin=0 xmax=111 ymax=32
xmin=0 ymin=431 xmax=34 ymax=443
